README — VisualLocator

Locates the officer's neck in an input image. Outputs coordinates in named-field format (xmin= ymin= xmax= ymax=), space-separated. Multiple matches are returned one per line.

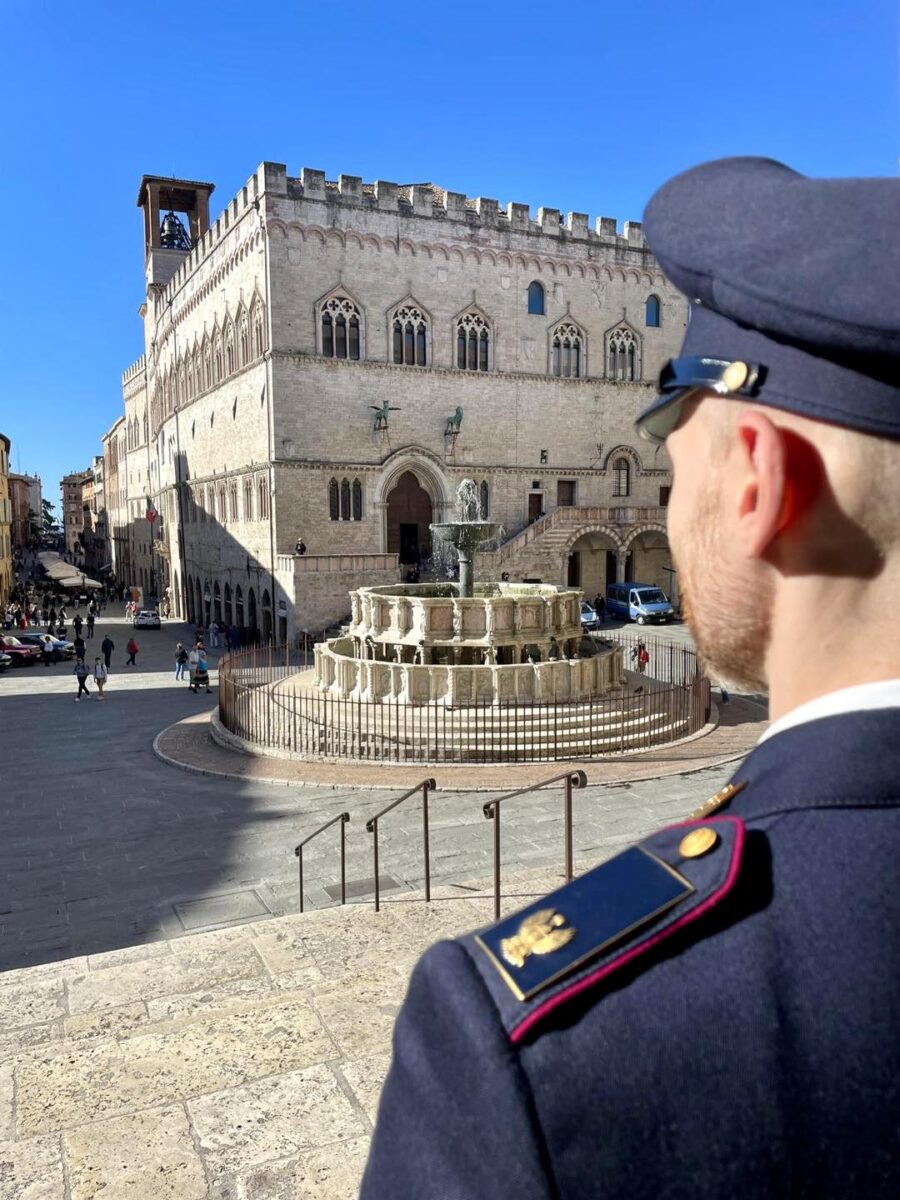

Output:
xmin=764 ymin=571 xmax=900 ymax=721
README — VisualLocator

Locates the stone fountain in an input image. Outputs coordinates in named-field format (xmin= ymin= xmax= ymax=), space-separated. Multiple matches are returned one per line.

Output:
xmin=430 ymin=478 xmax=504 ymax=598
xmin=313 ymin=479 xmax=623 ymax=707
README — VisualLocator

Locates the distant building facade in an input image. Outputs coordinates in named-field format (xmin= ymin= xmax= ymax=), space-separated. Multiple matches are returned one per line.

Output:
xmin=108 ymin=163 xmax=687 ymax=638
xmin=60 ymin=469 xmax=92 ymax=561
xmin=8 ymin=472 xmax=41 ymax=551
xmin=0 ymin=434 xmax=11 ymax=608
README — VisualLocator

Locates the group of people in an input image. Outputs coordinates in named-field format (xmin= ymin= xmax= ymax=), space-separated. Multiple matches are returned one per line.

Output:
xmin=174 ymin=639 xmax=212 ymax=693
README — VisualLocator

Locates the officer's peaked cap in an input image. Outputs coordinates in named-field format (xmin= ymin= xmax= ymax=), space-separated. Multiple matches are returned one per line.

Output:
xmin=636 ymin=156 xmax=900 ymax=441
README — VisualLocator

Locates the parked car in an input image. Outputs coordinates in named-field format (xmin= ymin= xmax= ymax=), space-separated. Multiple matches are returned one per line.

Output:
xmin=133 ymin=609 xmax=161 ymax=629
xmin=579 ymin=601 xmax=601 ymax=632
xmin=0 ymin=635 xmax=42 ymax=666
xmin=605 ymin=583 xmax=676 ymax=625
xmin=0 ymin=652 xmax=12 ymax=673
xmin=16 ymin=632 xmax=75 ymax=661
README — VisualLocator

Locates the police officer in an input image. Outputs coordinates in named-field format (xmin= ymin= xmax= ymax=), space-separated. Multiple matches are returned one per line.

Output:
xmin=361 ymin=158 xmax=900 ymax=1198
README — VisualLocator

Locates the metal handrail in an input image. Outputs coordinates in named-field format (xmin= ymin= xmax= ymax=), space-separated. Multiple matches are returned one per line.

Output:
xmin=483 ymin=769 xmax=587 ymax=919
xmin=366 ymin=778 xmax=436 ymax=911
xmin=294 ymin=811 xmax=350 ymax=913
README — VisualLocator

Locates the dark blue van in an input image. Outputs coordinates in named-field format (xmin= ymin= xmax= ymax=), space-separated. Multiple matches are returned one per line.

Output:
xmin=606 ymin=582 xmax=675 ymax=624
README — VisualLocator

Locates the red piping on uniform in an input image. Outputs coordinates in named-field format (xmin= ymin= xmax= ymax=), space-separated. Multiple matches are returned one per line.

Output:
xmin=509 ymin=817 xmax=746 ymax=1045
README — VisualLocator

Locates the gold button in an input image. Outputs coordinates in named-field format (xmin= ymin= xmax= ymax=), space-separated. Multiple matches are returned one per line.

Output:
xmin=679 ymin=827 xmax=719 ymax=859
xmin=722 ymin=360 xmax=749 ymax=391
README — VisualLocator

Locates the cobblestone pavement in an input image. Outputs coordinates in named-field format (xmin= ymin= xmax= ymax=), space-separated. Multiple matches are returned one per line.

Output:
xmin=0 ymin=613 xmax=766 ymax=975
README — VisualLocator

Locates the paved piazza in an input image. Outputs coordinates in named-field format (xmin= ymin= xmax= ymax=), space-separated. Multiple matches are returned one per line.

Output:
xmin=0 ymin=612 xmax=767 ymax=1198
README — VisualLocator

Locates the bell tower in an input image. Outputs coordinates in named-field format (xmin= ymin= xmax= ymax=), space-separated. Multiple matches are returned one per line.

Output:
xmin=136 ymin=175 xmax=215 ymax=288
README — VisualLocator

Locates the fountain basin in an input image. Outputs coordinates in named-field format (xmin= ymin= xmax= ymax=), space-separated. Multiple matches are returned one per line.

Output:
xmin=314 ymin=582 xmax=623 ymax=705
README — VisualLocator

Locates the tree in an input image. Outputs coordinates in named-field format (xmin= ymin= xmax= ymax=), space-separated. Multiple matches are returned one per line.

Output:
xmin=41 ymin=498 xmax=55 ymax=531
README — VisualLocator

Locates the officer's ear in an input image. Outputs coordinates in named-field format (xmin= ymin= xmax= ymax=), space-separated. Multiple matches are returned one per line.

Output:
xmin=733 ymin=411 xmax=822 ymax=558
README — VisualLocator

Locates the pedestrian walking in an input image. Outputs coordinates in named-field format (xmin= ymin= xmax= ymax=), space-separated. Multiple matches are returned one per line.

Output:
xmin=208 ymin=620 xmax=219 ymax=648
xmin=73 ymin=614 xmax=83 ymax=637
xmin=93 ymin=656 xmax=107 ymax=699
xmin=73 ymin=635 xmax=86 ymax=663
xmin=229 ymin=624 xmax=240 ymax=650
xmin=126 ymin=636 xmax=139 ymax=666
xmin=40 ymin=634 xmax=53 ymax=667
xmin=73 ymin=659 xmax=90 ymax=701
xmin=175 ymin=642 xmax=188 ymax=681
xmin=194 ymin=646 xmax=211 ymax=694
xmin=630 ymin=638 xmax=649 ymax=674
xmin=86 ymin=611 xmax=95 ymax=637
xmin=593 ymin=593 xmax=606 ymax=624
xmin=101 ymin=635 xmax=114 ymax=669
xmin=188 ymin=644 xmax=200 ymax=690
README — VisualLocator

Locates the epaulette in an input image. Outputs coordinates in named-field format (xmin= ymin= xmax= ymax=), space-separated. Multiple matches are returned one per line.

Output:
xmin=461 ymin=815 xmax=746 ymax=1043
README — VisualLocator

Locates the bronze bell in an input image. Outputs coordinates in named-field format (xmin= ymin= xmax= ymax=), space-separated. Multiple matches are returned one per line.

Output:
xmin=160 ymin=210 xmax=190 ymax=250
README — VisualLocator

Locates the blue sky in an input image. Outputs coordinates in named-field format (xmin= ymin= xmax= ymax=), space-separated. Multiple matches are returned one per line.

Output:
xmin=1 ymin=0 xmax=896 ymax=509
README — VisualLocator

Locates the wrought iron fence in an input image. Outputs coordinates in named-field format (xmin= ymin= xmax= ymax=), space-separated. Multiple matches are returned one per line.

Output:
xmin=218 ymin=633 xmax=711 ymax=764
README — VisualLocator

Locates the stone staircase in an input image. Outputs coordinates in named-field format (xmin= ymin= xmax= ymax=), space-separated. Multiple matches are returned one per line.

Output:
xmin=475 ymin=505 xmax=669 ymax=583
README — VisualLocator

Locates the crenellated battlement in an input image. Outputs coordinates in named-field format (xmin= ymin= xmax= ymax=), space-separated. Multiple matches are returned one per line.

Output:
xmin=156 ymin=160 xmax=652 ymax=309
xmin=277 ymin=163 xmax=645 ymax=246
xmin=121 ymin=355 xmax=146 ymax=386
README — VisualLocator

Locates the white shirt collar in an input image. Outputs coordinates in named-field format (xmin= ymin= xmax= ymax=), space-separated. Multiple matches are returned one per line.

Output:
xmin=760 ymin=679 xmax=900 ymax=743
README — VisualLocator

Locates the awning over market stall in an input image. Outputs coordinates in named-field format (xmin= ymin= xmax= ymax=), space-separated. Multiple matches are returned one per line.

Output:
xmin=36 ymin=553 xmax=103 ymax=589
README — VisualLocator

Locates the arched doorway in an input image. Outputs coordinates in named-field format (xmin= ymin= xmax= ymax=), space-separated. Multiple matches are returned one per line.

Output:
xmin=235 ymin=585 xmax=244 ymax=633
xmin=224 ymin=583 xmax=232 ymax=627
xmin=194 ymin=578 xmax=203 ymax=625
xmin=566 ymin=530 xmax=622 ymax=596
xmin=262 ymin=589 xmax=273 ymax=642
xmin=386 ymin=470 xmax=433 ymax=566
xmin=214 ymin=582 xmax=222 ymax=624
xmin=186 ymin=574 xmax=193 ymax=622
xmin=248 ymin=588 xmax=257 ymax=634
xmin=624 ymin=529 xmax=671 ymax=591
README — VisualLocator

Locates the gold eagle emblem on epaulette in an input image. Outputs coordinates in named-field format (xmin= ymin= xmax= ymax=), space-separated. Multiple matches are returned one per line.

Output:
xmin=501 ymin=908 xmax=576 ymax=969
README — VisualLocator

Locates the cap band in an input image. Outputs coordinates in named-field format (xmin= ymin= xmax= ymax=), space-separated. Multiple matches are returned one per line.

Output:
xmin=637 ymin=305 xmax=900 ymax=443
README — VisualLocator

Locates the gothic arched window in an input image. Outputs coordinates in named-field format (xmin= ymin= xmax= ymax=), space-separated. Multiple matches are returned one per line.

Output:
xmin=456 ymin=311 xmax=491 ymax=371
xmin=238 ymin=315 xmax=250 ymax=365
xmin=229 ymin=482 xmax=238 ymax=521
xmin=352 ymin=478 xmax=363 ymax=521
xmin=328 ymin=477 xmax=339 ymax=521
xmin=320 ymin=295 xmax=362 ymax=361
xmin=645 ymin=295 xmax=661 ymax=327
xmin=244 ymin=477 xmax=253 ymax=521
xmin=613 ymin=457 xmax=631 ymax=498
xmin=527 ymin=281 xmax=544 ymax=315
xmin=258 ymin=477 xmax=269 ymax=521
xmin=340 ymin=478 xmax=351 ymax=520
xmin=607 ymin=326 xmax=639 ymax=381
xmin=252 ymin=304 xmax=266 ymax=358
xmin=392 ymin=304 xmax=428 ymax=366
xmin=551 ymin=322 xmax=583 ymax=378
xmin=224 ymin=325 xmax=235 ymax=375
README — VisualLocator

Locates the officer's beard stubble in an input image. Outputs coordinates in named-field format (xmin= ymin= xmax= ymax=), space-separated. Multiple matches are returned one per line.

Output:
xmin=673 ymin=479 xmax=773 ymax=695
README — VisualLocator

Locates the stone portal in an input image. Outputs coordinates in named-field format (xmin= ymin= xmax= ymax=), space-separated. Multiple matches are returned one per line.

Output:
xmin=386 ymin=471 xmax=433 ymax=565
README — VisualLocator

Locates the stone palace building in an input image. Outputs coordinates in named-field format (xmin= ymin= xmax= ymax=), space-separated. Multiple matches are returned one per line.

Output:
xmin=108 ymin=163 xmax=687 ymax=639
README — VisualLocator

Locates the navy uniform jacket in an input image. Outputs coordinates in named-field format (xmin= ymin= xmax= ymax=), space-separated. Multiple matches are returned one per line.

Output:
xmin=361 ymin=709 xmax=900 ymax=1198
